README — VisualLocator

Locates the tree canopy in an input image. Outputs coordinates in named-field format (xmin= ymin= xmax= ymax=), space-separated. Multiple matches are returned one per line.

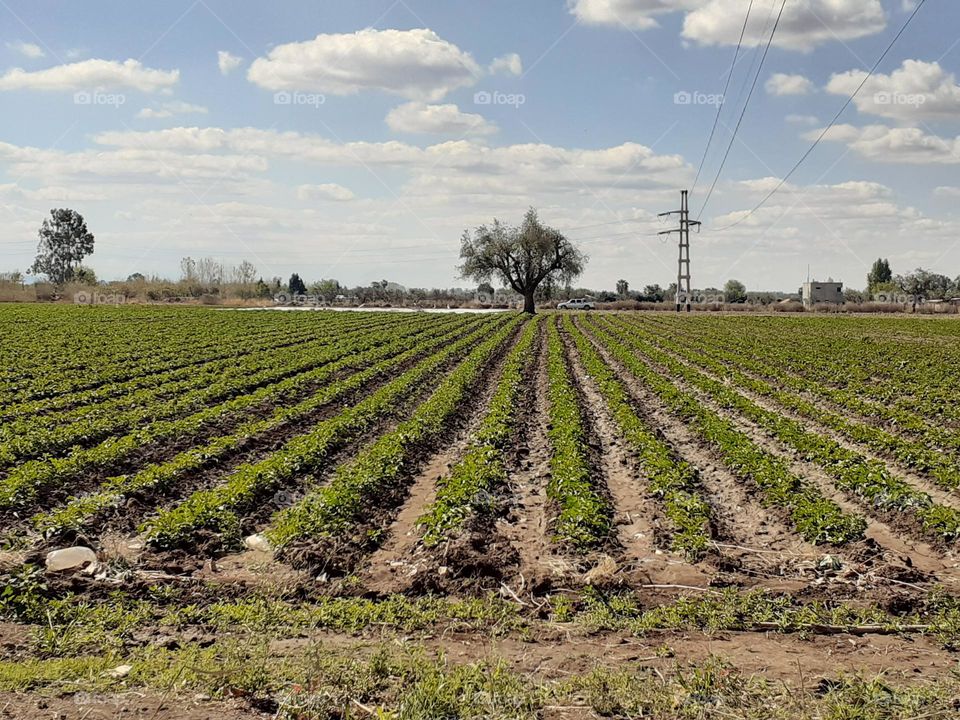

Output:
xmin=867 ymin=258 xmax=893 ymax=292
xmin=31 ymin=208 xmax=95 ymax=286
xmin=458 ymin=208 xmax=586 ymax=314
xmin=724 ymin=279 xmax=747 ymax=304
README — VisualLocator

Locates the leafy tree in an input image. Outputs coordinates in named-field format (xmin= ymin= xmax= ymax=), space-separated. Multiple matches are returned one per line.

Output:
xmin=641 ymin=284 xmax=665 ymax=302
xmin=724 ymin=279 xmax=747 ymax=303
xmin=844 ymin=287 xmax=865 ymax=304
xmin=896 ymin=268 xmax=953 ymax=300
xmin=255 ymin=278 xmax=272 ymax=298
xmin=310 ymin=278 xmax=341 ymax=300
xmin=31 ymin=208 xmax=95 ymax=285
xmin=616 ymin=279 xmax=629 ymax=298
xmin=288 ymin=273 xmax=307 ymax=295
xmin=458 ymin=208 xmax=586 ymax=314
xmin=73 ymin=266 xmax=97 ymax=285
xmin=867 ymin=258 xmax=892 ymax=291
xmin=126 ymin=272 xmax=146 ymax=282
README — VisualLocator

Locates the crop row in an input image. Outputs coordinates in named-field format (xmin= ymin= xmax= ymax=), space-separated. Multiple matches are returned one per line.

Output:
xmin=30 ymin=316 xmax=483 ymax=538
xmin=145 ymin=314 xmax=519 ymax=550
xmin=650 ymin=315 xmax=960 ymax=425
xmin=417 ymin=316 xmax=542 ymax=546
xmin=585 ymin=317 xmax=866 ymax=545
xmin=0 ymin=314 xmax=438 ymax=467
xmin=563 ymin=316 xmax=711 ymax=559
xmin=263 ymin=315 xmax=526 ymax=564
xmin=1 ymin=308 xmax=374 ymax=404
xmin=625 ymin=317 xmax=960 ymax=490
xmin=641 ymin=316 xmax=960 ymax=457
xmin=0 ymin=315 xmax=473 ymax=513
xmin=603 ymin=316 xmax=960 ymax=542
xmin=0 ymin=312 xmax=404 ymax=426
xmin=543 ymin=317 xmax=612 ymax=551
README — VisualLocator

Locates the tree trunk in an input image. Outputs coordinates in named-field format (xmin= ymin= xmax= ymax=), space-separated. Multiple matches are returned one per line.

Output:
xmin=523 ymin=291 xmax=536 ymax=314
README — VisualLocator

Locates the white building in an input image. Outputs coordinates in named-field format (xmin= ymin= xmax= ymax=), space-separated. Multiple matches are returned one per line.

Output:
xmin=801 ymin=280 xmax=844 ymax=308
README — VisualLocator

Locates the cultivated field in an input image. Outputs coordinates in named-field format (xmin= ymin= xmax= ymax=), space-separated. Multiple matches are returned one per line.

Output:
xmin=3 ymin=304 xmax=960 ymax=718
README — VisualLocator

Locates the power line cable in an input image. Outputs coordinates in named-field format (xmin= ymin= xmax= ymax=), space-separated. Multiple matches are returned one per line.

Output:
xmin=696 ymin=0 xmax=789 ymax=220
xmin=691 ymin=0 xmax=756 ymax=198
xmin=561 ymin=217 xmax=651 ymax=232
xmin=710 ymin=0 xmax=928 ymax=233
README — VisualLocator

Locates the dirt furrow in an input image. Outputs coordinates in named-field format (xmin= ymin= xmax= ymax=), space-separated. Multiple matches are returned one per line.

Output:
xmin=279 ymin=321 xmax=529 ymax=584
xmin=561 ymin=320 xmax=717 ymax=589
xmin=496 ymin=325 xmax=560 ymax=591
xmin=358 ymin=445 xmax=455 ymax=594
xmin=641 ymin=332 xmax=960 ymax=510
xmin=573 ymin=318 xmax=821 ymax=587
xmin=605 ymin=327 xmax=960 ymax=592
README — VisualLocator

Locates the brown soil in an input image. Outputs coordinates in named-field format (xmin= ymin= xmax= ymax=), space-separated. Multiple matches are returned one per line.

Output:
xmin=572 ymin=317 xmax=821 ymax=587
xmin=358 ymin=446 xmax=449 ymax=594
xmin=279 ymin=322 xmax=525 ymax=578
xmin=643 ymin=329 xmax=960 ymax=510
xmin=12 ymin=322 xmax=462 ymax=541
xmin=591 ymin=319 xmax=960 ymax=594
xmin=496 ymin=323 xmax=567 ymax=591
xmin=0 ymin=692 xmax=266 ymax=719
xmin=561 ymin=320 xmax=715 ymax=589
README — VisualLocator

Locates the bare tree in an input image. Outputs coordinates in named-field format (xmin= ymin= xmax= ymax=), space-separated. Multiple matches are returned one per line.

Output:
xmin=458 ymin=208 xmax=586 ymax=314
xmin=196 ymin=257 xmax=223 ymax=287
xmin=180 ymin=257 xmax=197 ymax=283
xmin=231 ymin=260 xmax=257 ymax=285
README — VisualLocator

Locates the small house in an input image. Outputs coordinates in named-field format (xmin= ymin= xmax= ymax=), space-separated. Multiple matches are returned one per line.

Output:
xmin=801 ymin=280 xmax=844 ymax=308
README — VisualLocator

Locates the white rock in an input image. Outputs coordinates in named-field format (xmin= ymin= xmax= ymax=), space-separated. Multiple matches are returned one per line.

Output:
xmin=45 ymin=546 xmax=97 ymax=572
xmin=243 ymin=534 xmax=273 ymax=553
xmin=107 ymin=664 xmax=133 ymax=679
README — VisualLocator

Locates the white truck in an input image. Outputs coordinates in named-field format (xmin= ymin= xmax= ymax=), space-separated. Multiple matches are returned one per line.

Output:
xmin=557 ymin=298 xmax=595 ymax=310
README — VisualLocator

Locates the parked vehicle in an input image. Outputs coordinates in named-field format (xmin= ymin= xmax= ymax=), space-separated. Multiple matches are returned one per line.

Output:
xmin=557 ymin=298 xmax=595 ymax=310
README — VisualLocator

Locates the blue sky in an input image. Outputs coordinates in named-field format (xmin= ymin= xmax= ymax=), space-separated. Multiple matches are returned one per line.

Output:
xmin=0 ymin=0 xmax=958 ymax=291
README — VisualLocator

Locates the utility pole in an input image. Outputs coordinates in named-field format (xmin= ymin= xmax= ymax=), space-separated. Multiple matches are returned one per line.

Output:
xmin=658 ymin=190 xmax=700 ymax=312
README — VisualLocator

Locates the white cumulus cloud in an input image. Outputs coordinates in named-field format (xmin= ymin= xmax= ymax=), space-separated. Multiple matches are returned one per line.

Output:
xmin=297 ymin=183 xmax=356 ymax=201
xmin=218 ymin=50 xmax=243 ymax=75
xmin=683 ymin=0 xmax=886 ymax=51
xmin=826 ymin=59 xmax=960 ymax=121
xmin=0 ymin=58 xmax=178 ymax=92
xmin=489 ymin=53 xmax=523 ymax=76
xmin=137 ymin=101 xmax=208 ymax=119
xmin=6 ymin=41 xmax=45 ymax=59
xmin=569 ymin=0 xmax=886 ymax=50
xmin=247 ymin=28 xmax=484 ymax=101
xmin=568 ymin=0 xmax=699 ymax=31
xmin=385 ymin=102 xmax=497 ymax=137
xmin=810 ymin=123 xmax=960 ymax=164
xmin=765 ymin=73 xmax=814 ymax=96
